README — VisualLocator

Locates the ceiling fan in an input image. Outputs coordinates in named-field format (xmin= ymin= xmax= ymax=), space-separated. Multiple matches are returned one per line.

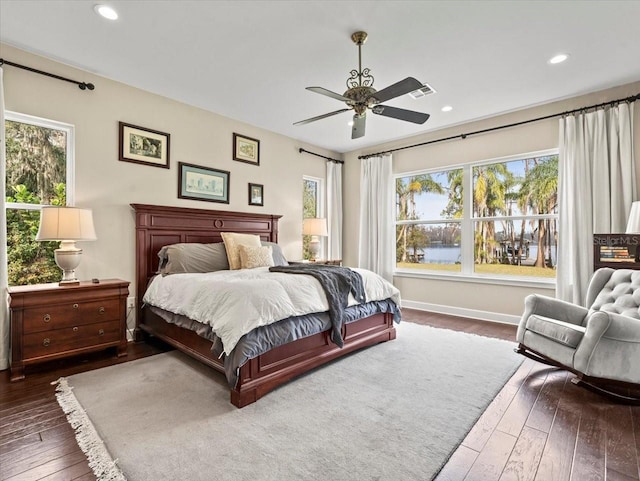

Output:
xmin=294 ymin=31 xmax=430 ymax=139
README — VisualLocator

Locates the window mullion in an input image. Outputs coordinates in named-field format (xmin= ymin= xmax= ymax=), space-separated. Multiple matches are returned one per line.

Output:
xmin=461 ymin=165 xmax=474 ymax=275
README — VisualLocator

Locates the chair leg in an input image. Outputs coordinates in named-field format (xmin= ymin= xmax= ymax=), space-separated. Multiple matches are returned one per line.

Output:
xmin=516 ymin=344 xmax=640 ymax=405
xmin=514 ymin=344 xmax=564 ymax=368
xmin=571 ymin=375 xmax=640 ymax=405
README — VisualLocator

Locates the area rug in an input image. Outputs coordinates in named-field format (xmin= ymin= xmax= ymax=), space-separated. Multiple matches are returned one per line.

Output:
xmin=55 ymin=322 xmax=522 ymax=481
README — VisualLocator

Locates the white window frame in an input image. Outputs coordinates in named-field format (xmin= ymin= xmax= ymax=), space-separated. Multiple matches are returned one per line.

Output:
xmin=5 ymin=111 xmax=75 ymax=211
xmin=394 ymin=148 xmax=558 ymax=288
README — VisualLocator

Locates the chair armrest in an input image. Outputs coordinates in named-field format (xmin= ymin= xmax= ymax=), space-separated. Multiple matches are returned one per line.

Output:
xmin=517 ymin=294 xmax=589 ymax=343
xmin=596 ymin=312 xmax=640 ymax=341
xmin=575 ymin=311 xmax=640 ymax=376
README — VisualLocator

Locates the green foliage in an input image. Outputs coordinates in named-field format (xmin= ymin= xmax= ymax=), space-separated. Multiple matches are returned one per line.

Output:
xmin=302 ymin=179 xmax=319 ymax=260
xmin=6 ymin=183 xmax=66 ymax=285
xmin=5 ymin=119 xmax=68 ymax=286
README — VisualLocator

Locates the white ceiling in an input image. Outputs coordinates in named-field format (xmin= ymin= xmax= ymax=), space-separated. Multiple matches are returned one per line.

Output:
xmin=1 ymin=1 xmax=639 ymax=154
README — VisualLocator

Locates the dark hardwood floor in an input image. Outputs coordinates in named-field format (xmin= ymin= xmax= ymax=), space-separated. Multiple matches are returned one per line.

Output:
xmin=1 ymin=309 xmax=638 ymax=480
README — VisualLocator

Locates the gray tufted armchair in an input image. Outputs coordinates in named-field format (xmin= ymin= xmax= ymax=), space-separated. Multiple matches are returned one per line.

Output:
xmin=516 ymin=268 xmax=640 ymax=402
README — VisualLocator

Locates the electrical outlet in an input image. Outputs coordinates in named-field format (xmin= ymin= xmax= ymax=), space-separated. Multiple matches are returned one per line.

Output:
xmin=127 ymin=296 xmax=136 ymax=309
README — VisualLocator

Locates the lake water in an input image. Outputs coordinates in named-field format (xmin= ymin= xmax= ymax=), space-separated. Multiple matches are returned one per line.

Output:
xmin=410 ymin=245 xmax=557 ymax=265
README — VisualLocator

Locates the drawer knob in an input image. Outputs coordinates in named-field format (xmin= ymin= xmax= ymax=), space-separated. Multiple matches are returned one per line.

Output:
xmin=99 ymin=307 xmax=105 ymax=314
xmin=43 ymin=338 xmax=50 ymax=347
xmin=73 ymin=303 xmax=79 ymax=309
xmin=98 ymin=329 xmax=104 ymax=336
xmin=43 ymin=314 xmax=51 ymax=323
xmin=73 ymin=326 xmax=79 ymax=332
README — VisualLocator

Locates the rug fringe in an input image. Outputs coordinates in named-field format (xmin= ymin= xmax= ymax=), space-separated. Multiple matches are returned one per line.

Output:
xmin=54 ymin=378 xmax=127 ymax=481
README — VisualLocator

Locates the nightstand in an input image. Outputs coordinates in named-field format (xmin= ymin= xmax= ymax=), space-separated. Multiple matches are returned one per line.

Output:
xmin=8 ymin=279 xmax=130 ymax=381
xmin=289 ymin=260 xmax=342 ymax=266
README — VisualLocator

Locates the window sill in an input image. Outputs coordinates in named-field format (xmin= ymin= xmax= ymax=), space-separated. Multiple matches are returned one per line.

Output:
xmin=393 ymin=268 xmax=556 ymax=290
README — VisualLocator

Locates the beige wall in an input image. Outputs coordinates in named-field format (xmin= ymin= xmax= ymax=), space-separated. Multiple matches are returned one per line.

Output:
xmin=1 ymin=44 xmax=338 ymax=304
xmin=4 ymin=42 xmax=639 ymax=323
xmin=342 ymin=81 xmax=640 ymax=320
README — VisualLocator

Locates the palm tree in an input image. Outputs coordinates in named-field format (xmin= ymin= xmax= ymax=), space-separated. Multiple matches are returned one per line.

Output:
xmin=520 ymin=156 xmax=558 ymax=268
xmin=473 ymin=163 xmax=511 ymax=264
xmin=396 ymin=175 xmax=444 ymax=262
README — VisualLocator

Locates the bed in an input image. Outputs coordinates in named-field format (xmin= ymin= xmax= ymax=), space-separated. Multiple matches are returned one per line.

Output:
xmin=132 ymin=203 xmax=398 ymax=408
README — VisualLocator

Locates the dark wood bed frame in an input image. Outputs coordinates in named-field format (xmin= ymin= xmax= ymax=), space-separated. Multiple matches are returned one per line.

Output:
xmin=132 ymin=203 xmax=396 ymax=408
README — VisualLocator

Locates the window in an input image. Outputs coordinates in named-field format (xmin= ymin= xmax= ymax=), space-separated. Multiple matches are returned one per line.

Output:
xmin=395 ymin=150 xmax=558 ymax=280
xmin=302 ymin=176 xmax=323 ymax=260
xmin=5 ymin=112 xmax=74 ymax=285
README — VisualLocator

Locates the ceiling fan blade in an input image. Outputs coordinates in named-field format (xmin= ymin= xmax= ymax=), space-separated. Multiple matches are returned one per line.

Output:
xmin=372 ymin=105 xmax=430 ymax=124
xmin=352 ymin=114 xmax=366 ymax=139
xmin=293 ymin=108 xmax=351 ymax=126
xmin=306 ymin=86 xmax=351 ymax=102
xmin=370 ymin=77 xmax=424 ymax=104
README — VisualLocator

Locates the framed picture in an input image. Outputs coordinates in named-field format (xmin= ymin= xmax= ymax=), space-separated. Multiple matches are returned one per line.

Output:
xmin=233 ymin=133 xmax=260 ymax=165
xmin=178 ymin=162 xmax=230 ymax=204
xmin=248 ymin=183 xmax=264 ymax=206
xmin=119 ymin=122 xmax=170 ymax=168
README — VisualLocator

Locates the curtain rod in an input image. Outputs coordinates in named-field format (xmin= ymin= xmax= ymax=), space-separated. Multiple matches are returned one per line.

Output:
xmin=0 ymin=58 xmax=95 ymax=91
xmin=358 ymin=93 xmax=640 ymax=160
xmin=298 ymin=148 xmax=344 ymax=164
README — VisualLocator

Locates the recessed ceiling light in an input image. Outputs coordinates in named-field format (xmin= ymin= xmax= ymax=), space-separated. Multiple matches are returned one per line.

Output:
xmin=94 ymin=4 xmax=118 ymax=20
xmin=548 ymin=53 xmax=569 ymax=65
xmin=441 ymin=105 xmax=453 ymax=112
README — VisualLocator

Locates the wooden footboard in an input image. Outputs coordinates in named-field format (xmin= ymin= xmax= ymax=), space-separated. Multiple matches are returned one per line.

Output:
xmin=140 ymin=308 xmax=396 ymax=407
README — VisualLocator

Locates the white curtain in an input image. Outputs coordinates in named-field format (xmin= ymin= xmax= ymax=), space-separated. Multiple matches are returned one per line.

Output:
xmin=326 ymin=161 xmax=343 ymax=260
xmin=557 ymin=102 xmax=636 ymax=304
xmin=0 ymin=67 xmax=9 ymax=371
xmin=358 ymin=153 xmax=394 ymax=281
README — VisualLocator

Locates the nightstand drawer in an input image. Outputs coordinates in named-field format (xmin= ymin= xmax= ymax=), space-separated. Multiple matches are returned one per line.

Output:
xmin=22 ymin=299 xmax=120 ymax=334
xmin=22 ymin=320 xmax=121 ymax=359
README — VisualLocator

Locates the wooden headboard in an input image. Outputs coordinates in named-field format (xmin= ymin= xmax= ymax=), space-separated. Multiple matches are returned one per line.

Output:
xmin=131 ymin=203 xmax=282 ymax=322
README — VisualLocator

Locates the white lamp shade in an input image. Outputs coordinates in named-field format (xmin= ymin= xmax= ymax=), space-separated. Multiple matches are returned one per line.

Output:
xmin=36 ymin=206 xmax=97 ymax=241
xmin=303 ymin=218 xmax=328 ymax=237
xmin=626 ymin=201 xmax=640 ymax=234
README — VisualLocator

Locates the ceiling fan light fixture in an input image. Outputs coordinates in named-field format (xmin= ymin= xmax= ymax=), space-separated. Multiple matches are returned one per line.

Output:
xmin=294 ymin=31 xmax=431 ymax=138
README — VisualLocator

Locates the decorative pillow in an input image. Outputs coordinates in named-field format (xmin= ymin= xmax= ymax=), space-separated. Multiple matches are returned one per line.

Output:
xmin=261 ymin=241 xmax=289 ymax=267
xmin=221 ymin=232 xmax=262 ymax=270
xmin=158 ymin=243 xmax=230 ymax=275
xmin=239 ymin=245 xmax=274 ymax=269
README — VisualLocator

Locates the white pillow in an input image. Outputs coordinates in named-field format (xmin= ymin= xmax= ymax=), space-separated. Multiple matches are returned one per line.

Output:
xmin=221 ymin=232 xmax=262 ymax=270
xmin=239 ymin=245 xmax=274 ymax=269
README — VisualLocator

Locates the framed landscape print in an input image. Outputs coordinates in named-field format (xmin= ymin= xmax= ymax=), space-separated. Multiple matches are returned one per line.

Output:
xmin=178 ymin=162 xmax=230 ymax=204
xmin=248 ymin=183 xmax=264 ymax=206
xmin=119 ymin=122 xmax=170 ymax=168
xmin=233 ymin=133 xmax=260 ymax=165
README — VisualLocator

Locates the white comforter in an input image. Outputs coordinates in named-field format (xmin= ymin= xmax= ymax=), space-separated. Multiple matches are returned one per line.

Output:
xmin=143 ymin=267 xmax=401 ymax=355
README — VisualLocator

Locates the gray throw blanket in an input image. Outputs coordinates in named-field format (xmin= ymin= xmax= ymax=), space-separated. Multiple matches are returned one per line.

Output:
xmin=269 ymin=264 xmax=366 ymax=348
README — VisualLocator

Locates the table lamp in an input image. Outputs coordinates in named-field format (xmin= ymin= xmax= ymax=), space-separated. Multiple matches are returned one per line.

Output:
xmin=303 ymin=218 xmax=328 ymax=261
xmin=36 ymin=206 xmax=97 ymax=285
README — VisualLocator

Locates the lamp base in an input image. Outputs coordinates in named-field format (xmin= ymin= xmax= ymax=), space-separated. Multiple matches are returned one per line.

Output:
xmin=55 ymin=245 xmax=83 ymax=286
xmin=309 ymin=237 xmax=321 ymax=261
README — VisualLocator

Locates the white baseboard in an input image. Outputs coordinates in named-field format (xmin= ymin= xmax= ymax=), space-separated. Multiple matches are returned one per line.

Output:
xmin=402 ymin=300 xmax=520 ymax=325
